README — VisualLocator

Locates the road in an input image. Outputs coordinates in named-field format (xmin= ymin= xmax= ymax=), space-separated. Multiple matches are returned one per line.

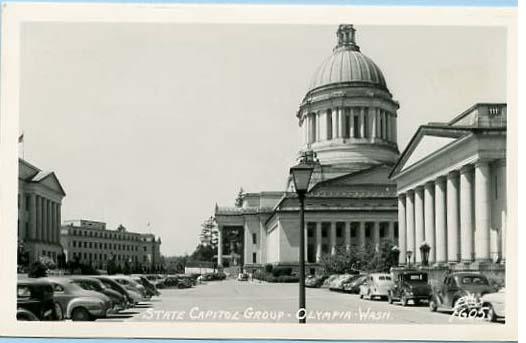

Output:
xmin=101 ymin=279 xmax=500 ymax=324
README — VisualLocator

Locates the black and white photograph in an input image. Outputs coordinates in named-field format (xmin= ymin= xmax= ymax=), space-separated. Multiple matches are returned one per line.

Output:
xmin=0 ymin=3 xmax=518 ymax=341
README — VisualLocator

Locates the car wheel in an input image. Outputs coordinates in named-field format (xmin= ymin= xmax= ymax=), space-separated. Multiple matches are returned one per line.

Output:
xmin=485 ymin=303 xmax=497 ymax=322
xmin=71 ymin=307 xmax=92 ymax=321
xmin=54 ymin=302 xmax=64 ymax=321
xmin=17 ymin=310 xmax=39 ymax=321
xmin=401 ymin=294 xmax=408 ymax=307
xmin=429 ymin=297 xmax=438 ymax=312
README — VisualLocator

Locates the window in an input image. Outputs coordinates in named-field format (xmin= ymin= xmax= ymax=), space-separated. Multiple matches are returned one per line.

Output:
xmin=252 ymin=233 xmax=257 ymax=245
xmin=353 ymin=114 xmax=360 ymax=138
xmin=252 ymin=252 xmax=257 ymax=263
xmin=344 ymin=113 xmax=351 ymax=138
xmin=336 ymin=223 xmax=344 ymax=238
xmin=73 ymin=241 xmax=76 ymax=248
xmin=25 ymin=195 xmax=30 ymax=211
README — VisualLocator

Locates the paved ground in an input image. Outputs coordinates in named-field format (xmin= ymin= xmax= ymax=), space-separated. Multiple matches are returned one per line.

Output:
xmin=101 ymin=279 xmax=501 ymax=324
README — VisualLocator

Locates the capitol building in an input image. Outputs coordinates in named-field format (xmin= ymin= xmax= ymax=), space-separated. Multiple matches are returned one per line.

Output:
xmin=214 ymin=24 xmax=507 ymax=273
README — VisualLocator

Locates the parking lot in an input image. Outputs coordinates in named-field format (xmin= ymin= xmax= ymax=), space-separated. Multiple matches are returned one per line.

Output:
xmin=99 ymin=279 xmax=500 ymax=324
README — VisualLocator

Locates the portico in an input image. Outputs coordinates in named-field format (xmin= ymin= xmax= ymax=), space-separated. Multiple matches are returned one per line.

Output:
xmin=390 ymin=103 xmax=507 ymax=267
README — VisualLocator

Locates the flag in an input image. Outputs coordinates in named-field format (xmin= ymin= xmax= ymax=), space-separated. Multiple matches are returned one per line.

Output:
xmin=18 ymin=133 xmax=24 ymax=143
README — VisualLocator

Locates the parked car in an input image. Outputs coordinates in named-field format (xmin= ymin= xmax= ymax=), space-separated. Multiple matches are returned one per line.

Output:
xmin=343 ymin=275 xmax=367 ymax=294
xmin=17 ymin=279 xmax=62 ymax=321
xmin=328 ymin=273 xmax=359 ymax=292
xmin=93 ymin=275 xmax=139 ymax=306
xmin=359 ymin=273 xmax=394 ymax=300
xmin=69 ymin=276 xmax=127 ymax=312
xmin=163 ymin=275 xmax=193 ymax=289
xmin=131 ymin=275 xmax=161 ymax=297
xmin=305 ymin=275 xmax=328 ymax=288
xmin=237 ymin=273 xmax=249 ymax=281
xmin=481 ymin=288 xmax=505 ymax=322
xmin=429 ymin=272 xmax=495 ymax=313
xmin=42 ymin=278 xmax=112 ymax=321
xmin=109 ymin=275 xmax=151 ymax=301
xmin=387 ymin=270 xmax=432 ymax=306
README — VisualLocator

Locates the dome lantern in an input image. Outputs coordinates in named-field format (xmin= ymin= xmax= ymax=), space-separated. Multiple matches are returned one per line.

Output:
xmin=335 ymin=24 xmax=359 ymax=52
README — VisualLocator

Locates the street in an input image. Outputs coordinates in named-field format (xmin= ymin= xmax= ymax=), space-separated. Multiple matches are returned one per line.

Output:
xmin=100 ymin=279 xmax=500 ymax=324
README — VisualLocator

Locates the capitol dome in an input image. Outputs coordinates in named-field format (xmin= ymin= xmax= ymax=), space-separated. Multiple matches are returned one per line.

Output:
xmin=308 ymin=24 xmax=387 ymax=92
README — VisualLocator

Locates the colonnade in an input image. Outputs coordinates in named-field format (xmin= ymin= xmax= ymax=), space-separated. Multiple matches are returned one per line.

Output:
xmin=303 ymin=106 xmax=396 ymax=145
xmin=398 ymin=160 xmax=505 ymax=265
xmin=28 ymin=193 xmax=62 ymax=244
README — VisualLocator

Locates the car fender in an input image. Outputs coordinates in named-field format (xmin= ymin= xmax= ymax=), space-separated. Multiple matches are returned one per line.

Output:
xmin=17 ymin=308 xmax=39 ymax=321
xmin=65 ymin=297 xmax=103 ymax=318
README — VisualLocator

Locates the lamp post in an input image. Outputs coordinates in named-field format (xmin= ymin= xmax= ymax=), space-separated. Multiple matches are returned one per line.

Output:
xmin=290 ymin=150 xmax=317 ymax=324
xmin=406 ymin=250 xmax=413 ymax=267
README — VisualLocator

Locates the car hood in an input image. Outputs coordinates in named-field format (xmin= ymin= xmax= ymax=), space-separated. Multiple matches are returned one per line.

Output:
xmin=460 ymin=284 xmax=494 ymax=295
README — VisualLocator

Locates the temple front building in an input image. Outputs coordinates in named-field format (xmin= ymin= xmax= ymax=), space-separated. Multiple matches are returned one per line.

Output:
xmin=389 ymin=103 xmax=507 ymax=268
xmin=215 ymin=25 xmax=400 ymax=272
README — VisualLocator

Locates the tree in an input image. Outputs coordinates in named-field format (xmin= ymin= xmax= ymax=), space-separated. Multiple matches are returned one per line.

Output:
xmin=235 ymin=187 xmax=244 ymax=207
xmin=199 ymin=216 xmax=218 ymax=248
xmin=367 ymin=239 xmax=399 ymax=272
xmin=191 ymin=244 xmax=216 ymax=262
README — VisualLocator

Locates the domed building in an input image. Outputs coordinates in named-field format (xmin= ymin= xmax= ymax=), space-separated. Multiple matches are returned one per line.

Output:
xmin=215 ymin=25 xmax=400 ymax=273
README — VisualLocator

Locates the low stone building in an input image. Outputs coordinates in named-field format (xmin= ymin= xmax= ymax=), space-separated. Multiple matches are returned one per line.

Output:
xmin=389 ymin=103 xmax=507 ymax=270
xmin=60 ymin=219 xmax=162 ymax=272
xmin=18 ymin=158 xmax=66 ymax=264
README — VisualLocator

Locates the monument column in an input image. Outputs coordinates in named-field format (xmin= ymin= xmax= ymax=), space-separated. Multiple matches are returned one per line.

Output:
xmin=217 ymin=226 xmax=223 ymax=267
xmin=414 ymin=186 xmax=425 ymax=263
xmin=315 ymin=222 xmax=322 ymax=262
xmin=447 ymin=171 xmax=460 ymax=262
xmin=359 ymin=222 xmax=366 ymax=248
xmin=474 ymin=161 xmax=491 ymax=262
xmin=344 ymin=222 xmax=351 ymax=251
xmin=460 ymin=165 xmax=474 ymax=263
xmin=330 ymin=222 xmax=337 ymax=255
xmin=398 ymin=194 xmax=407 ymax=264
xmin=424 ymin=181 xmax=436 ymax=263
xmin=406 ymin=190 xmax=415 ymax=264
xmin=434 ymin=176 xmax=447 ymax=264
xmin=29 ymin=194 xmax=37 ymax=240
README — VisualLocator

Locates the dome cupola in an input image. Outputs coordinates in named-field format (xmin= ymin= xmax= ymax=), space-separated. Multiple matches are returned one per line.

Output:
xmin=296 ymin=25 xmax=400 ymax=171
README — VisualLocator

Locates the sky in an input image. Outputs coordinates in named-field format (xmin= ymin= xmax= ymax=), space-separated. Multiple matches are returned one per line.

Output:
xmin=19 ymin=23 xmax=506 ymax=256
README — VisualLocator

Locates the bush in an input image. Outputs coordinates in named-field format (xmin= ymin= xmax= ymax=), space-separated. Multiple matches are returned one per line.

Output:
xmin=28 ymin=261 xmax=48 ymax=278
xmin=264 ymin=264 xmax=273 ymax=273
xmin=271 ymin=266 xmax=292 ymax=277
xmin=253 ymin=270 xmax=298 ymax=283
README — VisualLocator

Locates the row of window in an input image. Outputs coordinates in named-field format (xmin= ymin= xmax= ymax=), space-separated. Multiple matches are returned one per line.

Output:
xmin=72 ymin=251 xmax=149 ymax=262
xmin=306 ymin=222 xmax=399 ymax=239
xmin=68 ymin=228 xmax=148 ymax=242
xmin=71 ymin=240 xmax=150 ymax=252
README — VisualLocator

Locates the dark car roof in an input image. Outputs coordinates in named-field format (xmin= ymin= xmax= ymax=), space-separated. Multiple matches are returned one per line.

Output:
xmin=17 ymin=279 xmax=53 ymax=287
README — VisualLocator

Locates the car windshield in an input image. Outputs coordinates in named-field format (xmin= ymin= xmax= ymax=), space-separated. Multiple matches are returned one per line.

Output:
xmin=460 ymin=276 xmax=489 ymax=285
xmin=378 ymin=276 xmax=392 ymax=281
xmin=403 ymin=273 xmax=428 ymax=282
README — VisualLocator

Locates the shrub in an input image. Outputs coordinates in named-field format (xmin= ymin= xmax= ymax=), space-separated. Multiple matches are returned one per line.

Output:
xmin=264 ymin=264 xmax=273 ymax=273
xmin=271 ymin=266 xmax=292 ymax=277
xmin=28 ymin=261 xmax=48 ymax=278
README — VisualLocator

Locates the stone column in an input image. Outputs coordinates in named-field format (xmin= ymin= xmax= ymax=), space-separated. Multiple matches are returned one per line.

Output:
xmin=371 ymin=107 xmax=377 ymax=140
xmin=388 ymin=222 xmax=395 ymax=241
xmin=376 ymin=110 xmax=381 ymax=138
xmin=447 ymin=171 xmax=460 ymax=262
xmin=359 ymin=222 xmax=366 ymax=248
xmin=344 ymin=222 xmax=351 ymax=251
xmin=332 ymin=107 xmax=338 ymax=140
xmin=47 ymin=200 xmax=52 ymax=242
xmin=42 ymin=198 xmax=48 ymax=242
xmin=338 ymin=108 xmax=344 ymax=138
xmin=373 ymin=222 xmax=380 ymax=250
xmin=217 ymin=226 xmax=223 ymax=267
xmin=385 ymin=113 xmax=390 ymax=141
xmin=382 ymin=112 xmax=388 ymax=140
xmin=316 ymin=112 xmax=321 ymax=142
xmin=35 ymin=196 xmax=41 ymax=240
xmin=349 ymin=109 xmax=354 ymax=138
xmin=424 ymin=181 xmax=436 ymax=263
xmin=460 ymin=165 xmax=474 ymax=263
xmin=50 ymin=202 xmax=56 ymax=244
xmin=359 ymin=107 xmax=365 ymax=138
xmin=315 ymin=222 xmax=322 ymax=262
xmin=392 ymin=115 xmax=397 ymax=143
xmin=56 ymin=203 xmax=61 ymax=243
xmin=474 ymin=161 xmax=491 ymax=262
xmin=330 ymin=222 xmax=337 ymax=255
xmin=435 ymin=176 xmax=447 ymax=264
xmin=406 ymin=191 xmax=415 ymax=264
xmin=398 ymin=194 xmax=407 ymax=264
xmin=29 ymin=194 xmax=37 ymax=240
xmin=414 ymin=186 xmax=425 ymax=263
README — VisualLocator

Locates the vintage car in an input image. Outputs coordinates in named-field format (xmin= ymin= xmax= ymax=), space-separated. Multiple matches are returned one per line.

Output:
xmin=343 ymin=275 xmax=367 ymax=294
xmin=328 ymin=273 xmax=360 ymax=292
xmin=69 ymin=276 xmax=128 ymax=312
xmin=131 ymin=275 xmax=160 ymax=297
xmin=359 ymin=273 xmax=395 ymax=300
xmin=481 ymin=288 xmax=505 ymax=322
xmin=429 ymin=272 xmax=495 ymax=313
xmin=17 ymin=279 xmax=62 ymax=321
xmin=163 ymin=275 xmax=193 ymax=289
xmin=305 ymin=275 xmax=328 ymax=288
xmin=93 ymin=275 xmax=140 ymax=306
xmin=237 ymin=273 xmax=249 ymax=281
xmin=387 ymin=270 xmax=432 ymax=306
xmin=43 ymin=277 xmax=112 ymax=321
xmin=109 ymin=275 xmax=151 ymax=300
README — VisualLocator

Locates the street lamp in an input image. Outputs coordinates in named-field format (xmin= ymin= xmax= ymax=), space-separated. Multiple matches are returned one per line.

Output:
xmin=406 ymin=250 xmax=413 ymax=267
xmin=290 ymin=150 xmax=317 ymax=324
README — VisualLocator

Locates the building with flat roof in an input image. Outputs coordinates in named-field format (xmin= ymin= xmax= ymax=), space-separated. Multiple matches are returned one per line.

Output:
xmin=60 ymin=219 xmax=162 ymax=272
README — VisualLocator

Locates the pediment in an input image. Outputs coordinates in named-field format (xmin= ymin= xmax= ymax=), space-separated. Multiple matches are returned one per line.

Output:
xmin=401 ymin=135 xmax=456 ymax=172
xmin=33 ymin=172 xmax=66 ymax=196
